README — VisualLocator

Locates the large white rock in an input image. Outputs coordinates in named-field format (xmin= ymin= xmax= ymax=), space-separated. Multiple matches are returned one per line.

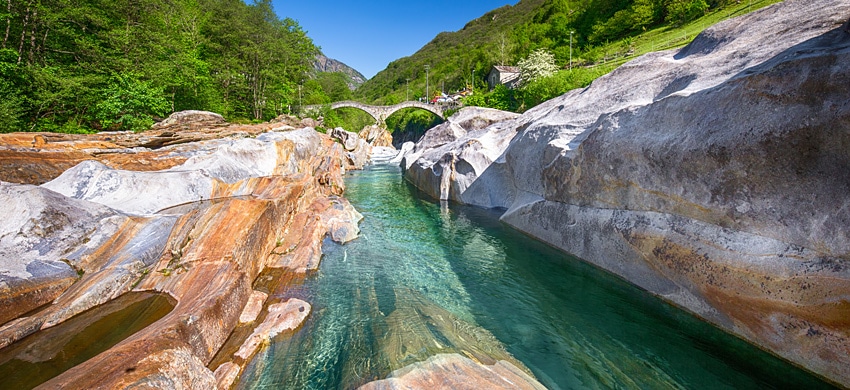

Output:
xmin=42 ymin=128 xmax=324 ymax=214
xmin=403 ymin=0 xmax=850 ymax=384
xmin=401 ymin=107 xmax=519 ymax=207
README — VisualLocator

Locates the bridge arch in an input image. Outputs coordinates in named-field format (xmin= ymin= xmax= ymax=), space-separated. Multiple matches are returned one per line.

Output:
xmin=305 ymin=101 xmax=448 ymax=125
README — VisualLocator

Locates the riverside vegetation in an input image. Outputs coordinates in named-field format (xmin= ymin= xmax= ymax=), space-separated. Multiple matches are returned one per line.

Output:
xmin=0 ymin=0 xmax=366 ymax=134
xmin=356 ymin=0 xmax=782 ymax=112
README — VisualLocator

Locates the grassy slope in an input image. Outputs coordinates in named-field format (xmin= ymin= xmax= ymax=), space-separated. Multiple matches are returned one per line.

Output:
xmin=354 ymin=0 xmax=547 ymax=105
xmin=355 ymin=0 xmax=783 ymax=106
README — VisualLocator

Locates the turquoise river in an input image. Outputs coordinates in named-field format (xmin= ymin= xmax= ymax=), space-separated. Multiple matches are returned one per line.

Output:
xmin=237 ymin=163 xmax=835 ymax=389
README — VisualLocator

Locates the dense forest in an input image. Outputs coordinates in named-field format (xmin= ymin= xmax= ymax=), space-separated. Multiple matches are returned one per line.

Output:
xmin=0 ymin=0 xmax=325 ymax=133
xmin=355 ymin=0 xmax=772 ymax=110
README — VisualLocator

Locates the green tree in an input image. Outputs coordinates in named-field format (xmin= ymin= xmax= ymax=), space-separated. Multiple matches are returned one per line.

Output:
xmin=94 ymin=73 xmax=169 ymax=132
xmin=315 ymin=72 xmax=353 ymax=102
xmin=665 ymin=0 xmax=709 ymax=26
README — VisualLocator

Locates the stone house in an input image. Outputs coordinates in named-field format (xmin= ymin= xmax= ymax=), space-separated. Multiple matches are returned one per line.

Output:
xmin=487 ymin=66 xmax=521 ymax=90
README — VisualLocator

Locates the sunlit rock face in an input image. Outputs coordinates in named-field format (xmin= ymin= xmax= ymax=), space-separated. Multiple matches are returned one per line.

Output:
xmin=359 ymin=125 xmax=394 ymax=148
xmin=0 ymin=119 xmax=361 ymax=388
xmin=403 ymin=0 xmax=850 ymax=384
xmin=0 ymin=183 xmax=126 ymax=325
xmin=329 ymin=127 xmax=372 ymax=170
xmin=401 ymin=107 xmax=520 ymax=207
xmin=0 ymin=116 xmax=292 ymax=185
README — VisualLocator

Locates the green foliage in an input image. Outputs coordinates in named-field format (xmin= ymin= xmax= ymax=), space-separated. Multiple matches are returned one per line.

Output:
xmin=517 ymin=66 xmax=610 ymax=109
xmin=357 ymin=0 xmax=776 ymax=111
xmin=385 ymin=108 xmax=442 ymax=140
xmin=487 ymin=85 xmax=518 ymax=112
xmin=0 ymin=50 xmax=24 ymax=132
xmin=315 ymin=72 xmax=353 ymax=102
xmin=1 ymin=0 xmax=318 ymax=133
xmin=322 ymin=107 xmax=374 ymax=133
xmin=462 ymin=85 xmax=517 ymax=112
xmin=665 ymin=0 xmax=710 ymax=26
xmin=463 ymin=65 xmax=610 ymax=112
xmin=94 ymin=73 xmax=169 ymax=132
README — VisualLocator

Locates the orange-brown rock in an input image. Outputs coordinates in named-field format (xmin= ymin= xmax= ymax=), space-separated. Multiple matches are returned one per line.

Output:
xmin=359 ymin=125 xmax=394 ymax=148
xmin=0 ymin=121 xmax=302 ymax=185
xmin=233 ymin=299 xmax=311 ymax=361
xmin=0 ymin=117 xmax=362 ymax=388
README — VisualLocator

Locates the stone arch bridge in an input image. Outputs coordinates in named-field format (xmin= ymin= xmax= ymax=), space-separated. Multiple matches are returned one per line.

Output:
xmin=303 ymin=100 xmax=450 ymax=124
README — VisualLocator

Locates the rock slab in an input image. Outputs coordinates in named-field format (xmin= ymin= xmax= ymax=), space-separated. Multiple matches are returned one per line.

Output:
xmin=402 ymin=0 xmax=850 ymax=385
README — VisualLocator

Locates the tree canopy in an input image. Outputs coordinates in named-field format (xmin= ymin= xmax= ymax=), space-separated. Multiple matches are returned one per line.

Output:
xmin=1 ymin=0 xmax=319 ymax=133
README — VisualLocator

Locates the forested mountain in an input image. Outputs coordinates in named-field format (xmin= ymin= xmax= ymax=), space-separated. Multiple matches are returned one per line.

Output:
xmin=313 ymin=54 xmax=366 ymax=90
xmin=355 ymin=0 xmax=758 ymax=106
xmin=1 ymin=0 xmax=318 ymax=133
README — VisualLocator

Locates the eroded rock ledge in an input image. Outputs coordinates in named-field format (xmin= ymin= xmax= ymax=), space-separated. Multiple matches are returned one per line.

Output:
xmin=402 ymin=0 xmax=850 ymax=386
xmin=0 ymin=120 xmax=363 ymax=388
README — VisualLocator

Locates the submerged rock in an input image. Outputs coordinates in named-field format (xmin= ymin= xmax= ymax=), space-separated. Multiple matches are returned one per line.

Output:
xmin=234 ymin=299 xmax=311 ymax=361
xmin=403 ymin=0 xmax=850 ymax=384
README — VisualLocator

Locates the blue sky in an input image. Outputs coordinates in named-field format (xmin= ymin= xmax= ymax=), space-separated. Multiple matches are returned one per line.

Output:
xmin=270 ymin=1 xmax=517 ymax=79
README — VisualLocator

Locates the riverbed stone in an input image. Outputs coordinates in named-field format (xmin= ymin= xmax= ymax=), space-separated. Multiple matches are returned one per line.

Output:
xmin=214 ymin=362 xmax=241 ymax=390
xmin=0 ymin=183 xmax=126 ymax=326
xmin=329 ymin=127 xmax=372 ymax=169
xmin=234 ymin=299 xmax=311 ymax=361
xmin=239 ymin=291 xmax=269 ymax=324
xmin=152 ymin=110 xmax=227 ymax=131
xmin=402 ymin=0 xmax=850 ymax=384
xmin=359 ymin=125 xmax=394 ymax=147
xmin=401 ymin=107 xmax=520 ymax=206
xmin=358 ymin=353 xmax=546 ymax=390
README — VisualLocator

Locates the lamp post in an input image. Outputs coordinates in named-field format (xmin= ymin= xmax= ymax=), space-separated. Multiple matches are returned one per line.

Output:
xmin=406 ymin=78 xmax=410 ymax=101
xmin=298 ymin=82 xmax=303 ymax=109
xmin=569 ymin=31 xmax=574 ymax=71
xmin=425 ymin=65 xmax=430 ymax=103
xmin=471 ymin=67 xmax=474 ymax=94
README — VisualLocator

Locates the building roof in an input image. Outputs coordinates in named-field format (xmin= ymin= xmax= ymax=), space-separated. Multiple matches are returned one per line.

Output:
xmin=492 ymin=65 xmax=520 ymax=74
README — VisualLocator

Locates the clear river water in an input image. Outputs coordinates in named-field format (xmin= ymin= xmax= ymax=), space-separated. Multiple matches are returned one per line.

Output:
xmin=237 ymin=162 xmax=835 ymax=390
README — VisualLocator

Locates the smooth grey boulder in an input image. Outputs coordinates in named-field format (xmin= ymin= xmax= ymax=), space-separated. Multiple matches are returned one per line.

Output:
xmin=152 ymin=110 xmax=226 ymax=130
xmin=401 ymin=107 xmax=519 ymax=206
xmin=403 ymin=0 xmax=850 ymax=384
xmin=391 ymin=142 xmax=415 ymax=164
xmin=329 ymin=127 xmax=371 ymax=169
xmin=0 ymin=183 xmax=126 ymax=326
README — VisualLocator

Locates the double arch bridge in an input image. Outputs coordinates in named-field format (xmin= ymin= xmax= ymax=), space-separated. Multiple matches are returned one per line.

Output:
xmin=303 ymin=100 xmax=450 ymax=124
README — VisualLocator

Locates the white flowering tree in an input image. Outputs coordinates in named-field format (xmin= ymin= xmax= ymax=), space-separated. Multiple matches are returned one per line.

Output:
xmin=518 ymin=49 xmax=559 ymax=85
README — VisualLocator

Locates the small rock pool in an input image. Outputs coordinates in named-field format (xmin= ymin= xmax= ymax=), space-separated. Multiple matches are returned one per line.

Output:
xmin=237 ymin=163 xmax=835 ymax=389
xmin=0 ymin=292 xmax=175 ymax=389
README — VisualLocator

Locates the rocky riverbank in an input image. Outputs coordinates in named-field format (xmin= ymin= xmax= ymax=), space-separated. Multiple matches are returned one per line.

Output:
xmin=401 ymin=0 xmax=850 ymax=386
xmin=0 ymin=114 xmax=377 ymax=388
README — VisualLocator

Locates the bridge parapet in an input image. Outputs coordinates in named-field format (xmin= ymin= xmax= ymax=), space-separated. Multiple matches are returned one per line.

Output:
xmin=302 ymin=100 xmax=453 ymax=124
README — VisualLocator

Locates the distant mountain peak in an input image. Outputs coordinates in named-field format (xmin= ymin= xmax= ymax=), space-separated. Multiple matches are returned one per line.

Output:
xmin=314 ymin=54 xmax=367 ymax=90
